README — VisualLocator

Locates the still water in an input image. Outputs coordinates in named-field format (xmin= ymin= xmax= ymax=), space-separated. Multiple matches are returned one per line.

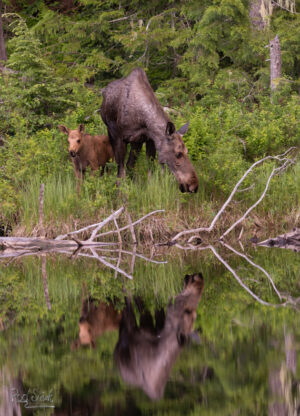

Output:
xmin=0 ymin=243 xmax=299 ymax=415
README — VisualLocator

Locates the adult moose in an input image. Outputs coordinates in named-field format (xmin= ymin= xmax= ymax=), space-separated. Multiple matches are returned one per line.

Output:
xmin=114 ymin=273 xmax=204 ymax=400
xmin=100 ymin=68 xmax=199 ymax=193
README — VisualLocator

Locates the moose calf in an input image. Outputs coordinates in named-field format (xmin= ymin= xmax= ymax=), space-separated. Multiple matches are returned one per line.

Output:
xmin=58 ymin=124 xmax=114 ymax=191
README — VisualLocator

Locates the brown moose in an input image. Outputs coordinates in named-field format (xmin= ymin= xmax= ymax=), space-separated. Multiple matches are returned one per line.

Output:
xmin=58 ymin=124 xmax=114 ymax=191
xmin=100 ymin=68 xmax=199 ymax=193
xmin=114 ymin=273 xmax=204 ymax=400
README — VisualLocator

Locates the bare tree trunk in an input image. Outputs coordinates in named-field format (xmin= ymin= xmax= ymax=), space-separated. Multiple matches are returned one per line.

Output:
xmin=270 ymin=35 xmax=282 ymax=90
xmin=0 ymin=0 xmax=7 ymax=64
xmin=249 ymin=0 xmax=268 ymax=29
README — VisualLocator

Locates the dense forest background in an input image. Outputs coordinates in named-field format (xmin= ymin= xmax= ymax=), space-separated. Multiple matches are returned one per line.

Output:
xmin=0 ymin=0 xmax=299 ymax=235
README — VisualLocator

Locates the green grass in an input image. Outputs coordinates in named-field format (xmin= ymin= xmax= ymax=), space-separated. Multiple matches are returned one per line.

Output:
xmin=12 ymin=155 xmax=300 ymax=237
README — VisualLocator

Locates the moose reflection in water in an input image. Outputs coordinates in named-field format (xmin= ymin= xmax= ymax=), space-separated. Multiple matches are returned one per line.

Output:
xmin=73 ymin=273 xmax=204 ymax=400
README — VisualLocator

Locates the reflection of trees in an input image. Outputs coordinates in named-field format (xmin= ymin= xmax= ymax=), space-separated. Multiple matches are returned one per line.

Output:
xmin=269 ymin=331 xmax=300 ymax=416
xmin=0 ymin=367 xmax=22 ymax=416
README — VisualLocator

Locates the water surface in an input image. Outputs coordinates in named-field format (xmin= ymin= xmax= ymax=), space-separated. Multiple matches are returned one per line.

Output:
xmin=0 ymin=243 xmax=299 ymax=415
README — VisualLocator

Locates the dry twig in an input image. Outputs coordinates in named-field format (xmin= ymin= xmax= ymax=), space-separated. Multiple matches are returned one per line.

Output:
xmin=171 ymin=147 xmax=296 ymax=244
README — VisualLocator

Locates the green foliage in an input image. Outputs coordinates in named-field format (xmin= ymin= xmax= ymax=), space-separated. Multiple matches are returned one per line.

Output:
xmin=1 ymin=15 xmax=76 ymax=131
xmin=0 ymin=0 xmax=299 ymax=232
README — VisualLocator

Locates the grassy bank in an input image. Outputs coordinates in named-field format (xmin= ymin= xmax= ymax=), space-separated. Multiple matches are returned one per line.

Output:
xmin=8 ymin=154 xmax=300 ymax=243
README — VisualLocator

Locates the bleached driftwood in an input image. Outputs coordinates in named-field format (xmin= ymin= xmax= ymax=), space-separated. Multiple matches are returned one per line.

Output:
xmin=169 ymin=147 xmax=297 ymax=244
xmin=0 ymin=206 xmax=166 ymax=279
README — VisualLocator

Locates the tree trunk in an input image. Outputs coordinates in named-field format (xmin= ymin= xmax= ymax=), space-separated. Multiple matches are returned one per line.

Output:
xmin=249 ymin=0 xmax=267 ymax=29
xmin=270 ymin=35 xmax=282 ymax=90
xmin=0 ymin=0 xmax=7 ymax=64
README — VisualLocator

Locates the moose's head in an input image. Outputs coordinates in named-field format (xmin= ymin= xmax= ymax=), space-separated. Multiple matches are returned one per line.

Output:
xmin=58 ymin=124 xmax=86 ymax=157
xmin=158 ymin=121 xmax=199 ymax=193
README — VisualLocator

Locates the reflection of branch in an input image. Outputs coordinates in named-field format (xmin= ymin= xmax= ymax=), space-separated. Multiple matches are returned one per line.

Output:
xmin=127 ymin=213 xmax=137 ymax=273
xmin=94 ymin=247 xmax=167 ymax=264
xmin=171 ymin=147 xmax=296 ymax=243
xmin=208 ymin=245 xmax=288 ymax=308
xmin=90 ymin=248 xmax=133 ymax=279
xmin=172 ymin=241 xmax=292 ymax=307
xmin=220 ymin=241 xmax=282 ymax=301
xmin=41 ymin=255 xmax=51 ymax=310
xmin=114 ymin=217 xmax=122 ymax=279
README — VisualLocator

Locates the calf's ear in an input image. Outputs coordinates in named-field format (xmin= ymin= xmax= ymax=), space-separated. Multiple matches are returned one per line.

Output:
xmin=58 ymin=125 xmax=69 ymax=134
xmin=177 ymin=121 xmax=189 ymax=136
xmin=78 ymin=124 xmax=85 ymax=133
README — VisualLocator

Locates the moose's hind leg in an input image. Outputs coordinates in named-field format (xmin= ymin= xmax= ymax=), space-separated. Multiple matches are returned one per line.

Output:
xmin=126 ymin=142 xmax=143 ymax=172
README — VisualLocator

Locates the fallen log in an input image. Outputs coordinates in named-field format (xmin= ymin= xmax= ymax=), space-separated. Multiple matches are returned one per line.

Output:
xmin=0 ymin=207 xmax=166 ymax=279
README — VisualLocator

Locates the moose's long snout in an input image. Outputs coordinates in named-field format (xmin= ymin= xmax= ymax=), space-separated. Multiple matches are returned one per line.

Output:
xmin=70 ymin=150 xmax=77 ymax=158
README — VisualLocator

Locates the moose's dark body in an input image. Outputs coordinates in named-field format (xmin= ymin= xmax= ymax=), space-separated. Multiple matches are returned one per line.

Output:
xmin=114 ymin=273 xmax=204 ymax=400
xmin=100 ymin=68 xmax=198 ymax=192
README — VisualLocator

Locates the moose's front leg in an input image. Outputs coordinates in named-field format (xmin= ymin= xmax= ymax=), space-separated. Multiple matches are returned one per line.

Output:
xmin=73 ymin=158 xmax=85 ymax=193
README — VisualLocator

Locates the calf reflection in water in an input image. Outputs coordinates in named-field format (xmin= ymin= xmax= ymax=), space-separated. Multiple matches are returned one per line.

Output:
xmin=72 ymin=297 xmax=122 ymax=349
xmin=72 ymin=273 xmax=204 ymax=400
xmin=114 ymin=273 xmax=204 ymax=400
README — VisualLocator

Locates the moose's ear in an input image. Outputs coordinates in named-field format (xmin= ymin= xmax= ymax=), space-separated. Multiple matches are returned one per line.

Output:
xmin=177 ymin=121 xmax=189 ymax=136
xmin=58 ymin=125 xmax=69 ymax=134
xmin=166 ymin=121 xmax=176 ymax=136
xmin=78 ymin=124 xmax=85 ymax=133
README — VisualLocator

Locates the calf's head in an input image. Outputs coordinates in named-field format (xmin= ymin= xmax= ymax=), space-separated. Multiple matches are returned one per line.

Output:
xmin=159 ymin=122 xmax=199 ymax=193
xmin=58 ymin=124 xmax=85 ymax=157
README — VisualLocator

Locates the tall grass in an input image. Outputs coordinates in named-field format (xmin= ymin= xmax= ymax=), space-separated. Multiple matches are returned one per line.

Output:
xmin=19 ymin=173 xmax=80 ymax=231
xmin=15 ymin=155 xmax=300 ymax=236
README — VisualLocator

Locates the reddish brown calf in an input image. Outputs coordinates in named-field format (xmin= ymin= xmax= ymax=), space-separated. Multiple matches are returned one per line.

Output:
xmin=58 ymin=124 xmax=114 ymax=190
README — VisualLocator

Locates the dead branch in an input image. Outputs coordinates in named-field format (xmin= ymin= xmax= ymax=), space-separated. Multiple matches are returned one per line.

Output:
xmin=108 ymin=12 xmax=137 ymax=23
xmin=95 ymin=209 xmax=165 ymax=239
xmin=0 ymin=205 xmax=167 ymax=281
xmin=127 ymin=212 xmax=137 ymax=244
xmin=55 ymin=206 xmax=124 ymax=240
xmin=171 ymin=147 xmax=297 ymax=243
xmin=220 ymin=163 xmax=285 ymax=239
xmin=39 ymin=183 xmax=45 ymax=238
